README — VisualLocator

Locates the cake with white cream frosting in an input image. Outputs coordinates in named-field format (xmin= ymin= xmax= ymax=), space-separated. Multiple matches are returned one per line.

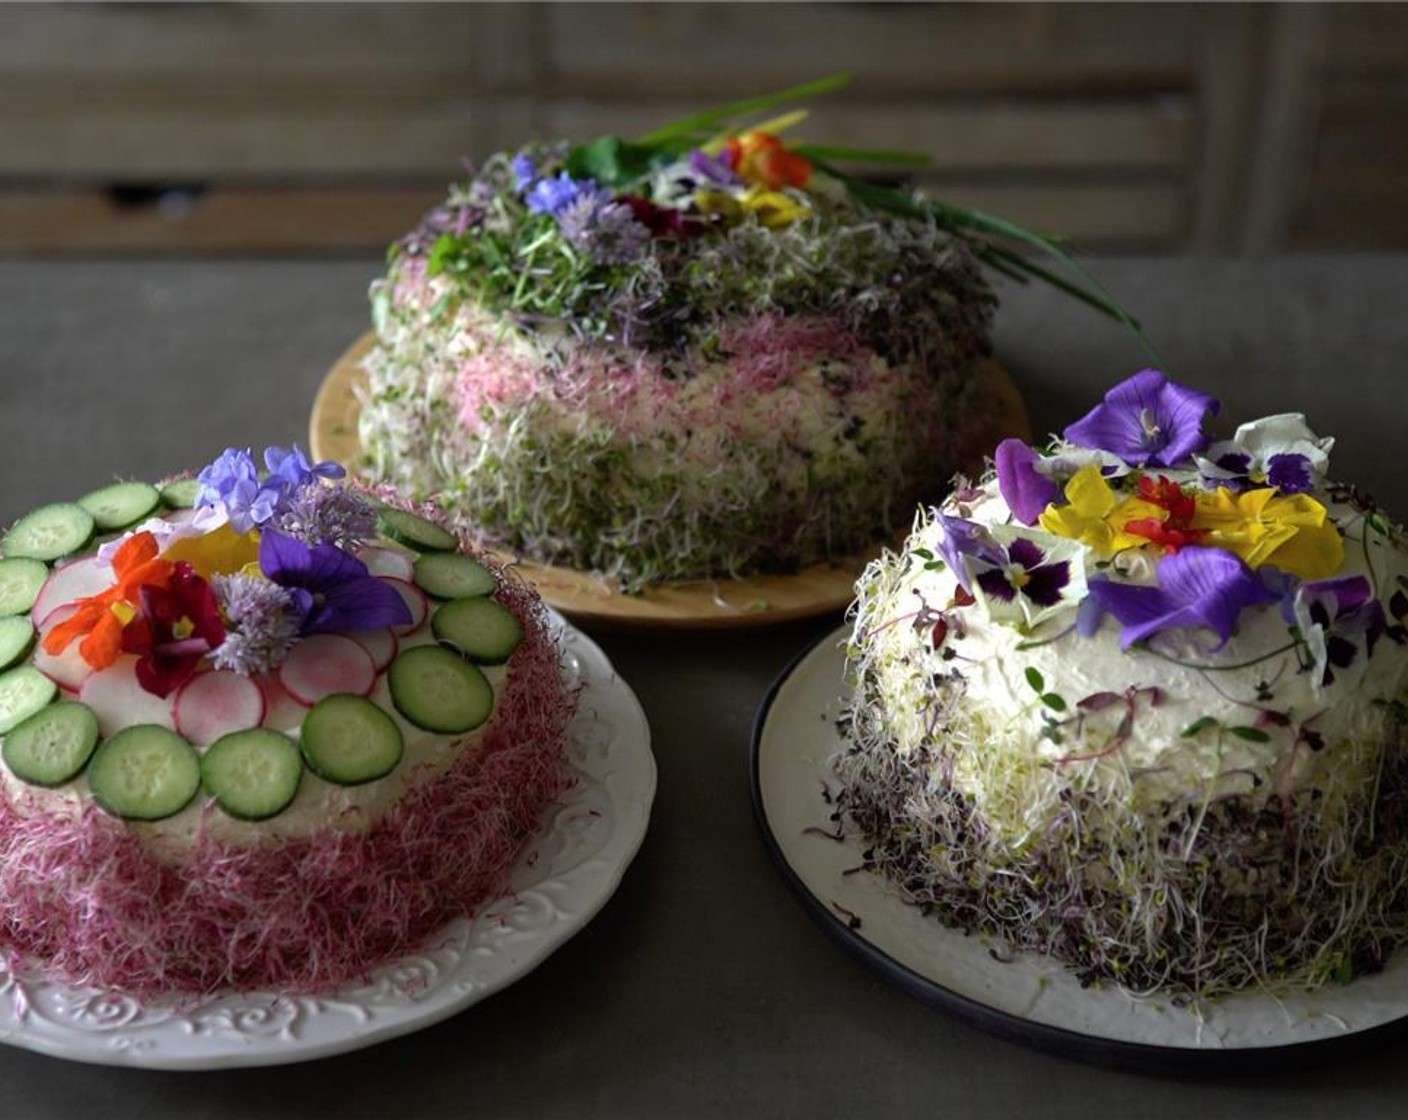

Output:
xmin=837 ymin=370 xmax=1408 ymax=999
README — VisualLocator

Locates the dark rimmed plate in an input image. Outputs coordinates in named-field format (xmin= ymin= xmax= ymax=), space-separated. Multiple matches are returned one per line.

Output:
xmin=750 ymin=626 xmax=1408 ymax=1074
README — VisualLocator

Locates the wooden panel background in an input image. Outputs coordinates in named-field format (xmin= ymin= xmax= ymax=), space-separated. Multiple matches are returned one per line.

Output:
xmin=0 ymin=2 xmax=1401 ymax=255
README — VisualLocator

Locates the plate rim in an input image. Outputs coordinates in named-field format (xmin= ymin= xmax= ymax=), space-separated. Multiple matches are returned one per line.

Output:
xmin=310 ymin=331 xmax=1028 ymax=630
xmin=749 ymin=626 xmax=1408 ymax=1075
xmin=0 ymin=617 xmax=656 ymax=1070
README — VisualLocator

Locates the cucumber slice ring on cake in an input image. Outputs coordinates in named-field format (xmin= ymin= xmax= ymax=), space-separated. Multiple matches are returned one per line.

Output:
xmin=388 ymin=646 xmax=494 ymax=733
xmin=299 ymin=693 xmax=404 ymax=785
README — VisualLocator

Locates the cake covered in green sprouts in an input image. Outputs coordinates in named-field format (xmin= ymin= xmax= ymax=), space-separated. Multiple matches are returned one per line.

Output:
xmin=355 ymin=80 xmax=1092 ymax=592
xmin=837 ymin=370 xmax=1408 ymax=1001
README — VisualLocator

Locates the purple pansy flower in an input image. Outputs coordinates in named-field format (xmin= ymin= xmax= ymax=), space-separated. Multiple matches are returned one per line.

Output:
xmin=995 ymin=438 xmax=1059 ymax=525
xmin=1064 ymin=369 xmax=1218 ymax=469
xmin=1196 ymin=413 xmax=1333 ymax=495
xmin=969 ymin=528 xmax=1087 ymax=628
xmin=258 ymin=529 xmax=411 ymax=636
xmin=1087 ymin=545 xmax=1276 ymax=650
xmin=1288 ymin=575 xmax=1386 ymax=690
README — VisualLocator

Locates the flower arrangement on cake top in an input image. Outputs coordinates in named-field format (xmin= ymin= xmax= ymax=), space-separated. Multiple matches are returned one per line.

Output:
xmin=838 ymin=369 xmax=1408 ymax=1000
xmin=359 ymin=76 xmax=1142 ymax=592
xmin=39 ymin=446 xmax=409 ymax=700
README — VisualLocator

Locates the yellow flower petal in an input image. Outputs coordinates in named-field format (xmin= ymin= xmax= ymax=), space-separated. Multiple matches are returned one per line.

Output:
xmin=1038 ymin=465 xmax=1151 ymax=556
xmin=162 ymin=523 xmax=260 ymax=578
xmin=1191 ymin=487 xmax=1343 ymax=578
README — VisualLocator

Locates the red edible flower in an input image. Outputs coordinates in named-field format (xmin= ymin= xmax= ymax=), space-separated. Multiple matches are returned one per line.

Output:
xmin=120 ymin=561 xmax=226 ymax=697
xmin=1124 ymin=474 xmax=1207 ymax=554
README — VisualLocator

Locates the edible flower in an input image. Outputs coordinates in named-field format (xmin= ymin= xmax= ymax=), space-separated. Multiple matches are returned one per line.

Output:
xmin=1189 ymin=487 xmax=1343 ymax=579
xmin=1286 ymin=575 xmax=1387 ymax=691
xmin=1196 ymin=413 xmax=1333 ymax=495
xmin=934 ymin=512 xmax=1004 ymax=594
xmin=1037 ymin=464 xmax=1163 ymax=557
xmin=258 ymin=529 xmax=410 ymax=635
xmin=210 ymin=573 xmax=304 ymax=676
xmin=1085 ymin=546 xmax=1277 ymax=650
xmin=160 ymin=522 xmax=260 ymax=579
xmin=43 ymin=532 xmax=174 ymax=670
xmin=995 ymin=438 xmax=1058 ymax=526
xmin=1121 ymin=475 xmax=1207 ymax=553
xmin=1064 ymin=370 xmax=1218 ymax=469
xmin=525 ymin=171 xmax=608 ymax=218
xmin=737 ymin=186 xmax=810 ymax=229
xmin=120 ymin=562 xmax=226 ymax=697
xmin=969 ymin=526 xmax=1087 ymax=630
xmin=263 ymin=444 xmax=345 ymax=494
xmin=723 ymin=131 xmax=813 ymax=191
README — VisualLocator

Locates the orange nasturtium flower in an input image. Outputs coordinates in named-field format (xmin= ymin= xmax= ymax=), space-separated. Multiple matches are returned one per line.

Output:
xmin=723 ymin=131 xmax=813 ymax=191
xmin=43 ymin=531 xmax=174 ymax=670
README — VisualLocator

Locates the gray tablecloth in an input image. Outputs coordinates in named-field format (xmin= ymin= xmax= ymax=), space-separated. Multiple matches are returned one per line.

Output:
xmin=2 ymin=257 xmax=1407 ymax=1116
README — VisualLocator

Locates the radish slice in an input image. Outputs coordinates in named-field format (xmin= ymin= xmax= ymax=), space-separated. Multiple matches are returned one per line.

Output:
xmin=79 ymin=656 xmax=177 ymax=736
xmin=31 ymin=604 xmax=92 ymax=693
xmin=384 ymin=578 xmax=428 ymax=635
xmin=260 ymin=675 xmax=309 ymax=729
xmin=357 ymin=546 xmax=415 ymax=582
xmin=173 ymin=670 xmax=266 ymax=746
xmin=31 ymin=556 xmax=114 ymax=623
xmin=278 ymin=635 xmax=376 ymax=705
xmin=348 ymin=628 xmax=398 ymax=672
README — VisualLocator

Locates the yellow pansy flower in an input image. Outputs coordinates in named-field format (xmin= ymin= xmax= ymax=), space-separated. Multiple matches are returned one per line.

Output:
xmin=1038 ymin=464 xmax=1158 ymax=557
xmin=1190 ymin=487 xmax=1343 ymax=579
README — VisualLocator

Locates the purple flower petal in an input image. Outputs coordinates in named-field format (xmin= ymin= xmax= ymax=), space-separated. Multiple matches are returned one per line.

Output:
xmin=259 ymin=529 xmax=411 ymax=635
xmin=975 ymin=567 xmax=1016 ymax=603
xmin=1266 ymin=453 xmax=1313 ymax=494
xmin=936 ymin=513 xmax=1003 ymax=592
xmin=995 ymin=438 xmax=1058 ymax=525
xmin=1088 ymin=546 xmax=1274 ymax=649
xmin=1064 ymin=369 xmax=1218 ymax=468
xmin=1005 ymin=535 xmax=1047 ymax=571
xmin=1022 ymin=560 xmax=1071 ymax=607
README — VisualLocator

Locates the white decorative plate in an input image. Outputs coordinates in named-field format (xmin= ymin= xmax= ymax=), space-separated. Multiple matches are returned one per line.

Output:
xmin=0 ymin=617 xmax=654 ymax=1070
xmin=753 ymin=628 xmax=1408 ymax=1072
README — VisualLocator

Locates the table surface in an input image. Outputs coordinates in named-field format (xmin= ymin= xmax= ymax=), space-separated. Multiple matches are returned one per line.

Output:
xmin=3 ymin=256 xmax=1408 ymax=1116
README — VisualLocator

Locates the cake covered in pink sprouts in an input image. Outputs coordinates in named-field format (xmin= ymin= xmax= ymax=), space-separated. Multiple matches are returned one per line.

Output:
xmin=0 ymin=446 xmax=574 ymax=995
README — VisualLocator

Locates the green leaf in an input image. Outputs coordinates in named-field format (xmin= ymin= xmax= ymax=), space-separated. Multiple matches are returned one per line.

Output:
xmin=1024 ymin=667 xmax=1045 ymax=693
xmin=1180 ymin=716 xmax=1218 ymax=738
xmin=565 ymin=136 xmax=661 ymax=189
xmin=1228 ymin=726 xmax=1271 ymax=743
xmin=1040 ymin=693 xmax=1067 ymax=712
xmin=426 ymin=233 xmax=457 ymax=278
xmin=636 ymin=73 xmax=853 ymax=146
xmin=1334 ymin=956 xmax=1354 ymax=984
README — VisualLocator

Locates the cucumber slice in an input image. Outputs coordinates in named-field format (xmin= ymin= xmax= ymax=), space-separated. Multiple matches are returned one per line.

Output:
xmin=0 ymin=615 xmax=36 ymax=671
xmin=201 ymin=728 xmax=303 ymax=820
xmin=412 ymin=552 xmax=496 ymax=600
xmin=77 ymin=480 xmax=161 ymax=531
xmin=299 ymin=694 xmax=403 ymax=785
xmin=0 ymin=557 xmax=49 ymax=617
xmin=388 ymin=646 xmax=493 ymax=734
xmin=431 ymin=597 xmax=522 ymax=665
xmin=0 ymin=665 xmax=58 ymax=734
xmin=377 ymin=507 xmax=457 ymax=553
xmin=2 ymin=700 xmax=99 ymax=787
xmin=159 ymin=478 xmax=203 ymax=510
xmin=2 ymin=503 xmax=94 ymax=562
xmin=86 ymin=724 xmax=200 ymax=821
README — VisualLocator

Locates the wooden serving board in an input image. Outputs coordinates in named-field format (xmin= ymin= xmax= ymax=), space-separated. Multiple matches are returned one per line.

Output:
xmin=310 ymin=332 xmax=1029 ymax=629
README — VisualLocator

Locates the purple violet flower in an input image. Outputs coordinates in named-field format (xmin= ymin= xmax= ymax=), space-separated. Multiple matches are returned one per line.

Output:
xmin=258 ymin=529 xmax=410 ymax=636
xmin=995 ymin=438 xmax=1059 ymax=525
xmin=1087 ymin=546 xmax=1276 ymax=650
xmin=1064 ymin=370 xmax=1218 ymax=469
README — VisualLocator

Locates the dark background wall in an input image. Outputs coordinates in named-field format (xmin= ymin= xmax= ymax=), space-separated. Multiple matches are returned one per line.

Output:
xmin=1 ymin=2 xmax=1403 ymax=255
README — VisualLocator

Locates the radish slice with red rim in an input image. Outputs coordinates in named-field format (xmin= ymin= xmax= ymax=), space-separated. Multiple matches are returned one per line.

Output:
xmin=173 ymin=669 xmax=266 ymax=746
xmin=278 ymin=634 xmax=376 ymax=705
